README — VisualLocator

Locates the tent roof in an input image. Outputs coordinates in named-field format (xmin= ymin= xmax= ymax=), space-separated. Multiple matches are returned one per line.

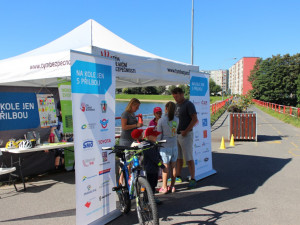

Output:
xmin=11 ymin=19 xmax=188 ymax=65
xmin=0 ymin=19 xmax=198 ymax=87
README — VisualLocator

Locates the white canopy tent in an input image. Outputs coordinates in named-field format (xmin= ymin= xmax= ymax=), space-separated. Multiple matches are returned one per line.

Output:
xmin=0 ymin=19 xmax=198 ymax=88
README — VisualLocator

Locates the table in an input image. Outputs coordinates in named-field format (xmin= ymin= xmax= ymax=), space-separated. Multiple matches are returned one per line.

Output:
xmin=0 ymin=142 xmax=74 ymax=190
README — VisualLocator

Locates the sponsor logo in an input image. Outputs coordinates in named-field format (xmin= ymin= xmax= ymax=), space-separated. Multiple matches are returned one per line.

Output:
xmin=82 ymin=158 xmax=95 ymax=167
xmin=98 ymin=139 xmax=111 ymax=145
xmin=101 ymin=50 xmax=110 ymax=57
xmin=99 ymin=168 xmax=111 ymax=176
xmin=80 ymin=102 xmax=95 ymax=112
xmin=191 ymin=100 xmax=201 ymax=105
xmin=201 ymin=112 xmax=209 ymax=116
xmin=83 ymin=140 xmax=94 ymax=149
xmin=204 ymin=157 xmax=209 ymax=162
xmin=84 ymin=185 xmax=97 ymax=196
xmin=100 ymin=119 xmax=109 ymax=131
xmin=101 ymin=100 xmax=107 ymax=113
xmin=82 ymin=174 xmax=97 ymax=182
xmin=201 ymin=100 xmax=208 ymax=106
xmin=102 ymin=152 xmax=108 ymax=162
xmin=99 ymin=180 xmax=110 ymax=189
xmin=194 ymin=143 xmax=201 ymax=148
xmin=81 ymin=123 xmax=96 ymax=130
xmin=99 ymin=193 xmax=111 ymax=201
xmin=85 ymin=201 xmax=91 ymax=208
xmin=202 ymin=118 xmax=208 ymax=127
xmin=203 ymin=130 xmax=208 ymax=138
xmin=203 ymin=147 xmax=210 ymax=153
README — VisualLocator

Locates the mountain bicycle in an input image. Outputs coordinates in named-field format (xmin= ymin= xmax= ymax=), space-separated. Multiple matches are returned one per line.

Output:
xmin=102 ymin=140 xmax=166 ymax=225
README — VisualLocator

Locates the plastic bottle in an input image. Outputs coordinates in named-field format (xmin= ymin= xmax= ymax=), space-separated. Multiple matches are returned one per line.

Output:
xmin=49 ymin=133 xmax=55 ymax=143
xmin=138 ymin=114 xmax=143 ymax=125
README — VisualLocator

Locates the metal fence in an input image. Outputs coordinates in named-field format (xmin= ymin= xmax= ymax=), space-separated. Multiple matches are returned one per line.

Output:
xmin=253 ymin=99 xmax=300 ymax=118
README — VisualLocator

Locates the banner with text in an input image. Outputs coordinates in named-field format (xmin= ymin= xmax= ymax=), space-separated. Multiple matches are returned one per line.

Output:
xmin=190 ymin=71 xmax=216 ymax=181
xmin=58 ymin=79 xmax=74 ymax=171
xmin=71 ymin=51 xmax=119 ymax=225
xmin=0 ymin=92 xmax=40 ymax=131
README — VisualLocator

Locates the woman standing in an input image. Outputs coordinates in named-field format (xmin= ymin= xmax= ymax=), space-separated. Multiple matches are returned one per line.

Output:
xmin=157 ymin=101 xmax=179 ymax=193
xmin=119 ymin=98 xmax=143 ymax=146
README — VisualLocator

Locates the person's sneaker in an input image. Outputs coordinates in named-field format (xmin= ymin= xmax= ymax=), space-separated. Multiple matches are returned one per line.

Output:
xmin=158 ymin=187 xmax=168 ymax=194
xmin=154 ymin=198 xmax=162 ymax=205
xmin=175 ymin=176 xmax=182 ymax=183
xmin=168 ymin=186 xmax=176 ymax=193
xmin=187 ymin=179 xmax=197 ymax=189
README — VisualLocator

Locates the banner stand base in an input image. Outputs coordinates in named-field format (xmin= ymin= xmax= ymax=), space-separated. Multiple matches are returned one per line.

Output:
xmin=88 ymin=209 xmax=122 ymax=225
xmin=195 ymin=169 xmax=217 ymax=181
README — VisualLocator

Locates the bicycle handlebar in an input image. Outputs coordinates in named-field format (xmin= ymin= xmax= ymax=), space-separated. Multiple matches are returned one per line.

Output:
xmin=101 ymin=140 xmax=167 ymax=154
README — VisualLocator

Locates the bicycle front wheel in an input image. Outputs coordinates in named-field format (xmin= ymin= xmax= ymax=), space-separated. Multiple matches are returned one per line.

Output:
xmin=135 ymin=176 xmax=159 ymax=225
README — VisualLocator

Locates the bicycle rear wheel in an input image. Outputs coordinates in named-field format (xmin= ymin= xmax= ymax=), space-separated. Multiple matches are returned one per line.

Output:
xmin=135 ymin=176 xmax=159 ymax=225
xmin=117 ymin=171 xmax=131 ymax=214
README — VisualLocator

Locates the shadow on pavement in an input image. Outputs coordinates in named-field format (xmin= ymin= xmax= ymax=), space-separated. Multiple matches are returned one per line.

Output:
xmin=257 ymin=135 xmax=288 ymax=142
xmin=108 ymin=152 xmax=291 ymax=224
xmin=0 ymin=209 xmax=75 ymax=223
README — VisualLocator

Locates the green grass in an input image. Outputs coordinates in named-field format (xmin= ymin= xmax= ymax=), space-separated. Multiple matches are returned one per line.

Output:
xmin=211 ymin=106 xmax=227 ymax=125
xmin=116 ymin=94 xmax=228 ymax=103
xmin=255 ymin=104 xmax=300 ymax=128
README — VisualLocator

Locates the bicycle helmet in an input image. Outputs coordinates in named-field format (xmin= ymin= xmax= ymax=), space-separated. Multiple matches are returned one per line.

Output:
xmin=15 ymin=139 xmax=25 ymax=148
xmin=5 ymin=139 xmax=17 ymax=149
xmin=18 ymin=140 xmax=32 ymax=150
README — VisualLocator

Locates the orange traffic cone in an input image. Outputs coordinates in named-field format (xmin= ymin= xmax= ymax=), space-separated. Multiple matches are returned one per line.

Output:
xmin=230 ymin=134 xmax=235 ymax=147
xmin=219 ymin=136 xmax=226 ymax=149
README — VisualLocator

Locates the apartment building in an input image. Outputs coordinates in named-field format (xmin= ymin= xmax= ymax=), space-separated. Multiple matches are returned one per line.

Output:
xmin=229 ymin=57 xmax=259 ymax=95
xmin=210 ymin=70 xmax=228 ymax=93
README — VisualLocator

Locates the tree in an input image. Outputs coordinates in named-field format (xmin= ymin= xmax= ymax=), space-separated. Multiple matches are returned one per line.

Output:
xmin=156 ymin=86 xmax=166 ymax=94
xmin=209 ymin=78 xmax=222 ymax=95
xmin=249 ymin=54 xmax=299 ymax=105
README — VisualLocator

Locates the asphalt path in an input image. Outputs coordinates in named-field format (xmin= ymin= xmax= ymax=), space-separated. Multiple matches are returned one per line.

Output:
xmin=1 ymin=105 xmax=300 ymax=225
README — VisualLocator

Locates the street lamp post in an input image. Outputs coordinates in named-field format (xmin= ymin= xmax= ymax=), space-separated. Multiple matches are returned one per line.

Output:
xmin=191 ymin=0 xmax=194 ymax=65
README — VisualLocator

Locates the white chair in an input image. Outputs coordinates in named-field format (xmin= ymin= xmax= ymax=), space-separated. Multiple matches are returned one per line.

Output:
xmin=0 ymin=151 xmax=18 ymax=195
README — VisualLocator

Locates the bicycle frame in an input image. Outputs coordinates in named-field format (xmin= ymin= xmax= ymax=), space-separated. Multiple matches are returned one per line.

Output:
xmin=117 ymin=151 xmax=143 ymax=200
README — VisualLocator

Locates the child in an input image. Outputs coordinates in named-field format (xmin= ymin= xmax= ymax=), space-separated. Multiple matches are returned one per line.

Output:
xmin=131 ymin=127 xmax=165 ymax=204
xmin=157 ymin=101 xmax=179 ymax=193
xmin=149 ymin=107 xmax=162 ymax=127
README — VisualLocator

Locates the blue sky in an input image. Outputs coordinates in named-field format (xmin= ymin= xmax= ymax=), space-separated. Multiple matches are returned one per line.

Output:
xmin=0 ymin=0 xmax=299 ymax=70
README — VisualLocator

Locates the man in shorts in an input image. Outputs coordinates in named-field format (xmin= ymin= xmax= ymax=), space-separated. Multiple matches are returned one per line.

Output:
xmin=172 ymin=87 xmax=198 ymax=189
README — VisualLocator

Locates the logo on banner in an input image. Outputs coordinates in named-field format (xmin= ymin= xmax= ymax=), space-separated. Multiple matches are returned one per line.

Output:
xmin=202 ymin=118 xmax=208 ymax=127
xmin=83 ymin=140 xmax=94 ymax=149
xmin=204 ymin=157 xmax=209 ymax=162
xmin=84 ymin=185 xmax=97 ymax=196
xmin=99 ymin=180 xmax=110 ymax=189
xmin=101 ymin=100 xmax=107 ymax=113
xmin=101 ymin=50 xmax=110 ymax=57
xmin=102 ymin=152 xmax=108 ymax=162
xmin=81 ymin=123 xmax=96 ymax=130
xmin=99 ymin=193 xmax=111 ymax=201
xmin=99 ymin=168 xmax=111 ymax=176
xmin=98 ymin=138 xmax=111 ymax=145
xmin=82 ymin=174 xmax=97 ymax=182
xmin=100 ymin=119 xmax=109 ymax=131
xmin=201 ymin=100 xmax=208 ymax=106
xmin=85 ymin=201 xmax=92 ymax=208
xmin=82 ymin=158 xmax=95 ymax=167
xmin=80 ymin=102 xmax=95 ymax=112
xmin=203 ymin=130 xmax=208 ymax=138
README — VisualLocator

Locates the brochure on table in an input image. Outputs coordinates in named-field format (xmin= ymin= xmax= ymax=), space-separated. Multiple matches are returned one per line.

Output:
xmin=190 ymin=71 xmax=216 ymax=181
xmin=71 ymin=51 xmax=119 ymax=225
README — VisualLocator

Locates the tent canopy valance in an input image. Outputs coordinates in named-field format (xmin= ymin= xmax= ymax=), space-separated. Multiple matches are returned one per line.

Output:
xmin=0 ymin=19 xmax=198 ymax=88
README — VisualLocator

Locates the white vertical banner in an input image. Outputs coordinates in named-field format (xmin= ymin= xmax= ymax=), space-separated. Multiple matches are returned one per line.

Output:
xmin=190 ymin=71 xmax=216 ymax=181
xmin=71 ymin=51 xmax=120 ymax=225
